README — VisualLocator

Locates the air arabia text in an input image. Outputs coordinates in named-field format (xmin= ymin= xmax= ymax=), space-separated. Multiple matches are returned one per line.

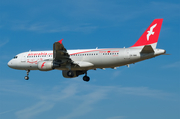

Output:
xmin=28 ymin=52 xmax=53 ymax=56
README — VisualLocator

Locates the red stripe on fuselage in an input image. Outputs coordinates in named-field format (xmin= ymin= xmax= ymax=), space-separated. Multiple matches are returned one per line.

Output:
xmin=69 ymin=49 xmax=119 ymax=55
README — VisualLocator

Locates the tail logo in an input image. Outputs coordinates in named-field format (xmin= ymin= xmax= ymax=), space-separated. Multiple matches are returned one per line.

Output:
xmin=147 ymin=23 xmax=157 ymax=41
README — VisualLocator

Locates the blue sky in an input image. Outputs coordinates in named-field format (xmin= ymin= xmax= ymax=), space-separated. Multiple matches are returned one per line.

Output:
xmin=0 ymin=0 xmax=180 ymax=119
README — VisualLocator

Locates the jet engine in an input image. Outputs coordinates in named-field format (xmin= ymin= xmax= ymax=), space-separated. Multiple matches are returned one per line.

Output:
xmin=62 ymin=70 xmax=86 ymax=78
xmin=37 ymin=61 xmax=54 ymax=71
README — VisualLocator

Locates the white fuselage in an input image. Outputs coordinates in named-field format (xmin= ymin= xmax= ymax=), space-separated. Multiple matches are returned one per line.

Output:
xmin=7 ymin=19 xmax=166 ymax=81
xmin=8 ymin=48 xmax=165 ymax=71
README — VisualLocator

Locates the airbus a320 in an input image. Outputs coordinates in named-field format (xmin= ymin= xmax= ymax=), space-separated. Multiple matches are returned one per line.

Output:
xmin=8 ymin=19 xmax=166 ymax=82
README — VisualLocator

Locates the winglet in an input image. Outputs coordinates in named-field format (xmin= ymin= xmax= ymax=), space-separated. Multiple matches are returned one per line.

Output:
xmin=58 ymin=39 xmax=63 ymax=44
xmin=131 ymin=19 xmax=163 ymax=49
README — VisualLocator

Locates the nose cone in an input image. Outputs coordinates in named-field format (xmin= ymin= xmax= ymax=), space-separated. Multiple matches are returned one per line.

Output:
xmin=8 ymin=59 xmax=15 ymax=69
xmin=8 ymin=60 xmax=12 ymax=68
xmin=8 ymin=59 xmax=21 ymax=69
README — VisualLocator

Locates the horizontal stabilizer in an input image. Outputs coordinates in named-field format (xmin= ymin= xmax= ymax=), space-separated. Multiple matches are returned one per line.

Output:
xmin=140 ymin=45 xmax=154 ymax=53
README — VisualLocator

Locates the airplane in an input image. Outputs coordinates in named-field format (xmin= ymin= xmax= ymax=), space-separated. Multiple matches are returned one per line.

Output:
xmin=8 ymin=19 xmax=166 ymax=82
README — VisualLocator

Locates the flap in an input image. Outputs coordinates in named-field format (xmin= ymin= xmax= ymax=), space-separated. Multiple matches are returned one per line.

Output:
xmin=73 ymin=61 xmax=94 ymax=67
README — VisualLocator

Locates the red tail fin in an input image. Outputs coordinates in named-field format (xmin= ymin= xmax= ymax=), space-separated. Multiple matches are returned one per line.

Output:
xmin=131 ymin=19 xmax=163 ymax=48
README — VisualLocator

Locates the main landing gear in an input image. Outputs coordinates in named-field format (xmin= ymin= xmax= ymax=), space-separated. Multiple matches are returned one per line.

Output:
xmin=83 ymin=72 xmax=90 ymax=82
xmin=24 ymin=70 xmax=30 ymax=80
xmin=67 ymin=70 xmax=90 ymax=82
xmin=83 ymin=75 xmax=90 ymax=82
xmin=67 ymin=70 xmax=74 ymax=77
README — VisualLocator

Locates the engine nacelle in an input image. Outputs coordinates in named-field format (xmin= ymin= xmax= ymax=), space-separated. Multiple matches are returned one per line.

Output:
xmin=37 ymin=61 xmax=53 ymax=71
xmin=62 ymin=70 xmax=86 ymax=78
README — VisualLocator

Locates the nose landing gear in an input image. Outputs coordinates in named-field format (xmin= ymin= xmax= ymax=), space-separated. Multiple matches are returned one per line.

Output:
xmin=24 ymin=70 xmax=30 ymax=80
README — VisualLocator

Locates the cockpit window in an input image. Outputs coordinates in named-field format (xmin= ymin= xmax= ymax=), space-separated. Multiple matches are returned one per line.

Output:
xmin=14 ymin=56 xmax=17 ymax=59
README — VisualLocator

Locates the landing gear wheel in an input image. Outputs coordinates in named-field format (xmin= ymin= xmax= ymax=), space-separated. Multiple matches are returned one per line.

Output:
xmin=25 ymin=70 xmax=30 ymax=80
xmin=24 ymin=76 xmax=29 ymax=80
xmin=83 ymin=76 xmax=90 ymax=82
xmin=67 ymin=70 xmax=74 ymax=77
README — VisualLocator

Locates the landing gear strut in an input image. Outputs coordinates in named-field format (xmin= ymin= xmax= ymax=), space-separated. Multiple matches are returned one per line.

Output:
xmin=24 ymin=70 xmax=30 ymax=80
xmin=83 ymin=71 xmax=90 ymax=82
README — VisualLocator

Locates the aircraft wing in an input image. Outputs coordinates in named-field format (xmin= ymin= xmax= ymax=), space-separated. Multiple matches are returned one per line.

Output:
xmin=53 ymin=39 xmax=72 ymax=65
xmin=53 ymin=39 xmax=94 ymax=68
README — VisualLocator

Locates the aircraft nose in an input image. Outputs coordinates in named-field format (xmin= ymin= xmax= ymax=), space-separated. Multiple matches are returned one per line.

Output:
xmin=8 ymin=60 xmax=12 ymax=68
